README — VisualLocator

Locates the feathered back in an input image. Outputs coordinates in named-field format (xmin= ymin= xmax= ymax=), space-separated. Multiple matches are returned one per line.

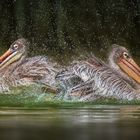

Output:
xmin=72 ymin=55 xmax=105 ymax=82
xmin=13 ymin=56 xmax=59 ymax=86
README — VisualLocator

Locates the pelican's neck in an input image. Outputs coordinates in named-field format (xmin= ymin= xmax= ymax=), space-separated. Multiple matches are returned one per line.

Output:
xmin=108 ymin=55 xmax=140 ymax=90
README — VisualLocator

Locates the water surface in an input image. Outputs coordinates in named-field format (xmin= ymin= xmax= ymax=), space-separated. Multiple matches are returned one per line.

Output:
xmin=0 ymin=105 xmax=139 ymax=140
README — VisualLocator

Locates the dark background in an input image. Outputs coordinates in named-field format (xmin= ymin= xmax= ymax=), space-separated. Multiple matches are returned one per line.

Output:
xmin=0 ymin=0 xmax=139 ymax=63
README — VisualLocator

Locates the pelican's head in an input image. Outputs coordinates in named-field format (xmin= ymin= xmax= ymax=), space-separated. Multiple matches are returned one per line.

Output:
xmin=109 ymin=44 xmax=140 ymax=84
xmin=0 ymin=38 xmax=29 ymax=70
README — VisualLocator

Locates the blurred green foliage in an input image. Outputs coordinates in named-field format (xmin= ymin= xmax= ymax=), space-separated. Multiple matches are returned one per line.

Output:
xmin=0 ymin=0 xmax=139 ymax=63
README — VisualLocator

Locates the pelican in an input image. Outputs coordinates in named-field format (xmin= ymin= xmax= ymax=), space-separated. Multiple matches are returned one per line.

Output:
xmin=56 ymin=45 xmax=140 ymax=101
xmin=0 ymin=38 xmax=59 ymax=93
xmin=108 ymin=45 xmax=140 ymax=90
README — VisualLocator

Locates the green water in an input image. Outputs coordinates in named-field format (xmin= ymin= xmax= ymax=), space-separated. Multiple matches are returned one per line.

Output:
xmin=0 ymin=106 xmax=139 ymax=140
xmin=0 ymin=84 xmax=140 ymax=107
xmin=0 ymin=87 xmax=139 ymax=140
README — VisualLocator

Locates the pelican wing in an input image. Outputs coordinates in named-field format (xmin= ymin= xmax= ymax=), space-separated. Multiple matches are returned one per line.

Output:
xmin=71 ymin=58 xmax=140 ymax=100
xmin=13 ymin=56 xmax=59 ymax=85
xmin=58 ymin=56 xmax=140 ymax=101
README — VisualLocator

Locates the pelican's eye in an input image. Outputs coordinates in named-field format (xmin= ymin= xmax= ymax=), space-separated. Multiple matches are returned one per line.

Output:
xmin=123 ymin=52 xmax=130 ymax=59
xmin=11 ymin=44 xmax=19 ymax=51
xmin=13 ymin=44 xmax=19 ymax=49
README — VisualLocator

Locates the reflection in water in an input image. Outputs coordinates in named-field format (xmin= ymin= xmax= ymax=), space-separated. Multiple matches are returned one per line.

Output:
xmin=0 ymin=106 xmax=139 ymax=140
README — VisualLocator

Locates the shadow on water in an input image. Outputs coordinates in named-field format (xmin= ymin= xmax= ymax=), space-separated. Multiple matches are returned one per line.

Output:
xmin=0 ymin=106 xmax=140 ymax=140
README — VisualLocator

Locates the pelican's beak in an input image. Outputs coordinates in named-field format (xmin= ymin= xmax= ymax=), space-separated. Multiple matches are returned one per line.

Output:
xmin=0 ymin=49 xmax=13 ymax=63
xmin=0 ymin=49 xmax=22 ymax=69
xmin=118 ymin=58 xmax=140 ymax=84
